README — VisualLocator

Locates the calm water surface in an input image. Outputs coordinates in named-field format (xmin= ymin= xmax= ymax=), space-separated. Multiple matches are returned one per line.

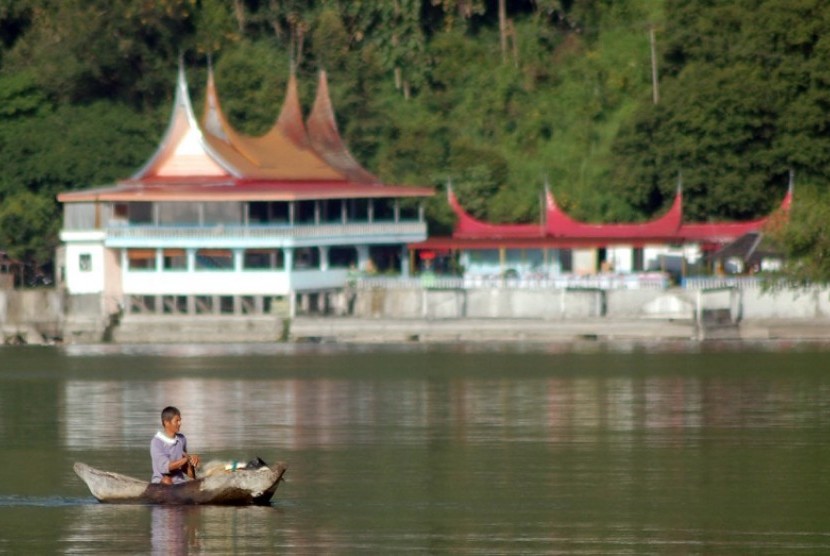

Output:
xmin=1 ymin=341 xmax=830 ymax=554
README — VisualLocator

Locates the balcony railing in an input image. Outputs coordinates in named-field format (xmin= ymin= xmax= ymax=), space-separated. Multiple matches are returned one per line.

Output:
xmin=105 ymin=221 xmax=426 ymax=242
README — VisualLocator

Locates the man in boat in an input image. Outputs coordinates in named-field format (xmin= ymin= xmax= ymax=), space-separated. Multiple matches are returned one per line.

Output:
xmin=150 ymin=406 xmax=201 ymax=485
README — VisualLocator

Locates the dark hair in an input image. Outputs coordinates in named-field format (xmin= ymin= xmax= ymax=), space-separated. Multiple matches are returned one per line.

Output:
xmin=161 ymin=406 xmax=181 ymax=424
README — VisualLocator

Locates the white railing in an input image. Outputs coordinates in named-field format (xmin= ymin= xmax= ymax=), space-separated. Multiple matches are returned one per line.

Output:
xmin=683 ymin=276 xmax=763 ymax=290
xmin=106 ymin=221 xmax=426 ymax=241
xmin=356 ymin=273 xmax=670 ymax=291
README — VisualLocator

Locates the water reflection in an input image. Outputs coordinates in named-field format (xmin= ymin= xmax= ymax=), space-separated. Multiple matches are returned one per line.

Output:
xmin=63 ymin=504 xmax=289 ymax=554
xmin=62 ymin=372 xmax=830 ymax=455
xmin=151 ymin=507 xmax=197 ymax=555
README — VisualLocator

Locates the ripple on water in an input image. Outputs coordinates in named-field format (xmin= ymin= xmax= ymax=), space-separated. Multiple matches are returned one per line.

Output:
xmin=0 ymin=495 xmax=97 ymax=507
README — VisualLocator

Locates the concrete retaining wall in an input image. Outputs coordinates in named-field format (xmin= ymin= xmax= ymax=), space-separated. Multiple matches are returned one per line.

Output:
xmin=0 ymin=290 xmax=64 ymax=342
xmin=740 ymin=288 xmax=830 ymax=319
xmin=5 ymin=285 xmax=830 ymax=344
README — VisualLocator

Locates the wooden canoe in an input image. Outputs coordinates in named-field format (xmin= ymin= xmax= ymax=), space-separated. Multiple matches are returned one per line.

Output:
xmin=74 ymin=461 xmax=287 ymax=505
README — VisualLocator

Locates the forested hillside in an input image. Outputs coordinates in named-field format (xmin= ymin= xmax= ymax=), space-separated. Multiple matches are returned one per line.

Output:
xmin=0 ymin=0 xmax=828 ymax=278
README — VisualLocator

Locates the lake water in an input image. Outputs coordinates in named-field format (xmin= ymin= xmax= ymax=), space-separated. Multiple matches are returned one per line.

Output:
xmin=1 ymin=341 xmax=830 ymax=554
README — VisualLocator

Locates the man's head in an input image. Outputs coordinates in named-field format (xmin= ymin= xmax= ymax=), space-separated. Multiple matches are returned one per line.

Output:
xmin=161 ymin=406 xmax=182 ymax=436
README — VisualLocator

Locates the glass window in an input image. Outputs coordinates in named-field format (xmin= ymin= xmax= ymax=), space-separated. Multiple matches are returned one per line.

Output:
xmin=163 ymin=249 xmax=187 ymax=271
xmin=243 ymin=249 xmax=284 ymax=270
xmin=195 ymin=249 xmax=233 ymax=270
xmin=128 ymin=202 xmax=153 ymax=224
xmin=329 ymin=247 xmax=358 ymax=268
xmin=374 ymin=199 xmax=394 ymax=221
xmin=294 ymin=247 xmax=320 ymax=269
xmin=127 ymin=249 xmax=156 ymax=271
xmin=79 ymin=253 xmax=92 ymax=272
xmin=296 ymin=201 xmax=316 ymax=223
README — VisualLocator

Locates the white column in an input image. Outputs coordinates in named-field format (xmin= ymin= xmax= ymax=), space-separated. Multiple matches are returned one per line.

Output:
xmin=356 ymin=245 xmax=370 ymax=271
xmin=186 ymin=249 xmax=196 ymax=272
xmin=319 ymin=246 xmax=329 ymax=271
xmin=233 ymin=249 xmax=244 ymax=272
xmin=155 ymin=248 xmax=163 ymax=272
xmin=400 ymin=245 xmax=410 ymax=277
xmin=284 ymin=247 xmax=294 ymax=271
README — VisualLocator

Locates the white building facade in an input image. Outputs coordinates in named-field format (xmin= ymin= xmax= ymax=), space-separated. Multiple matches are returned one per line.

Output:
xmin=59 ymin=66 xmax=432 ymax=316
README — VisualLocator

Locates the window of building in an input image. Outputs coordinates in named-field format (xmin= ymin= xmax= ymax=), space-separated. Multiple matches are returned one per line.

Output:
xmin=348 ymin=199 xmax=369 ymax=222
xmin=113 ymin=203 xmax=128 ymax=220
xmin=128 ymin=202 xmax=153 ymax=224
xmin=195 ymin=249 xmax=234 ymax=270
xmin=163 ymin=249 xmax=187 ymax=270
xmin=127 ymin=249 xmax=156 ymax=271
xmin=296 ymin=200 xmax=316 ymax=223
xmin=243 ymin=249 xmax=284 ymax=270
xmin=329 ymin=246 xmax=358 ymax=268
xmin=374 ymin=198 xmax=394 ymax=221
xmin=321 ymin=199 xmax=344 ymax=223
xmin=294 ymin=247 xmax=320 ymax=269
xmin=248 ymin=202 xmax=290 ymax=224
xmin=79 ymin=253 xmax=92 ymax=272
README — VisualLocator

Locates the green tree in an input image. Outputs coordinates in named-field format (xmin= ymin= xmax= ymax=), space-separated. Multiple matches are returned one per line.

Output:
xmin=0 ymin=190 xmax=58 ymax=268
xmin=3 ymin=0 xmax=195 ymax=108
xmin=612 ymin=0 xmax=830 ymax=221
xmin=768 ymin=185 xmax=830 ymax=285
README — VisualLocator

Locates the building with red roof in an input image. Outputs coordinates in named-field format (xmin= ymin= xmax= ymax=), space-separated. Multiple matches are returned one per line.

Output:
xmin=412 ymin=179 xmax=791 ymax=283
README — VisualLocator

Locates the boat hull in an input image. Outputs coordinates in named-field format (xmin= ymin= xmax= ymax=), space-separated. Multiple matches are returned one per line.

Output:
xmin=74 ymin=461 xmax=287 ymax=505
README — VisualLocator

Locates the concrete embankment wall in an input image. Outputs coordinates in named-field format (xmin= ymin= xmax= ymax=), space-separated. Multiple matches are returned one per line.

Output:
xmin=5 ymin=286 xmax=830 ymax=344
xmin=0 ymin=289 xmax=65 ymax=343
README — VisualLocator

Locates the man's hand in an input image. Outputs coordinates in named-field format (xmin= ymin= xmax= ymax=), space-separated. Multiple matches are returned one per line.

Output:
xmin=187 ymin=454 xmax=200 ymax=468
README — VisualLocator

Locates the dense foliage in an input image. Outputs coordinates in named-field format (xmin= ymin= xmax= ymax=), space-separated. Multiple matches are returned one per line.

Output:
xmin=0 ymin=0 xmax=829 ymax=281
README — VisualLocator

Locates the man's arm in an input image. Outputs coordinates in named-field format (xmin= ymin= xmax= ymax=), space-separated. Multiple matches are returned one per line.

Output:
xmin=151 ymin=441 xmax=191 ymax=475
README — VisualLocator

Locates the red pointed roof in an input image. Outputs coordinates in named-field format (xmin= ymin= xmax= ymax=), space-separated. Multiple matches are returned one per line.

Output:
xmin=442 ymin=185 xmax=791 ymax=246
xmin=545 ymin=187 xmax=682 ymax=239
xmin=306 ymin=70 xmax=378 ymax=184
xmin=677 ymin=186 xmax=792 ymax=243
xmin=449 ymin=187 xmax=544 ymax=239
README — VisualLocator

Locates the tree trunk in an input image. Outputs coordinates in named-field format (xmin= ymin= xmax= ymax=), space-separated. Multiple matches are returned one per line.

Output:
xmin=498 ymin=0 xmax=507 ymax=63
xmin=233 ymin=0 xmax=246 ymax=33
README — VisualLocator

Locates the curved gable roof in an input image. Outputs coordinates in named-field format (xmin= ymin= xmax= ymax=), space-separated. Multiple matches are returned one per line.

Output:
xmin=133 ymin=64 xmax=238 ymax=180
xmin=306 ymin=70 xmax=378 ymax=184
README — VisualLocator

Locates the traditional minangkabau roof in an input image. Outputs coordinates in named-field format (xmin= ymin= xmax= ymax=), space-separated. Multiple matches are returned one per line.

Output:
xmin=58 ymin=63 xmax=432 ymax=203
xmin=441 ymin=182 xmax=792 ymax=247
xmin=450 ymin=187 xmax=544 ymax=239
xmin=676 ymin=185 xmax=792 ymax=244
xmin=545 ymin=186 xmax=683 ymax=239
xmin=306 ymin=70 xmax=378 ymax=184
